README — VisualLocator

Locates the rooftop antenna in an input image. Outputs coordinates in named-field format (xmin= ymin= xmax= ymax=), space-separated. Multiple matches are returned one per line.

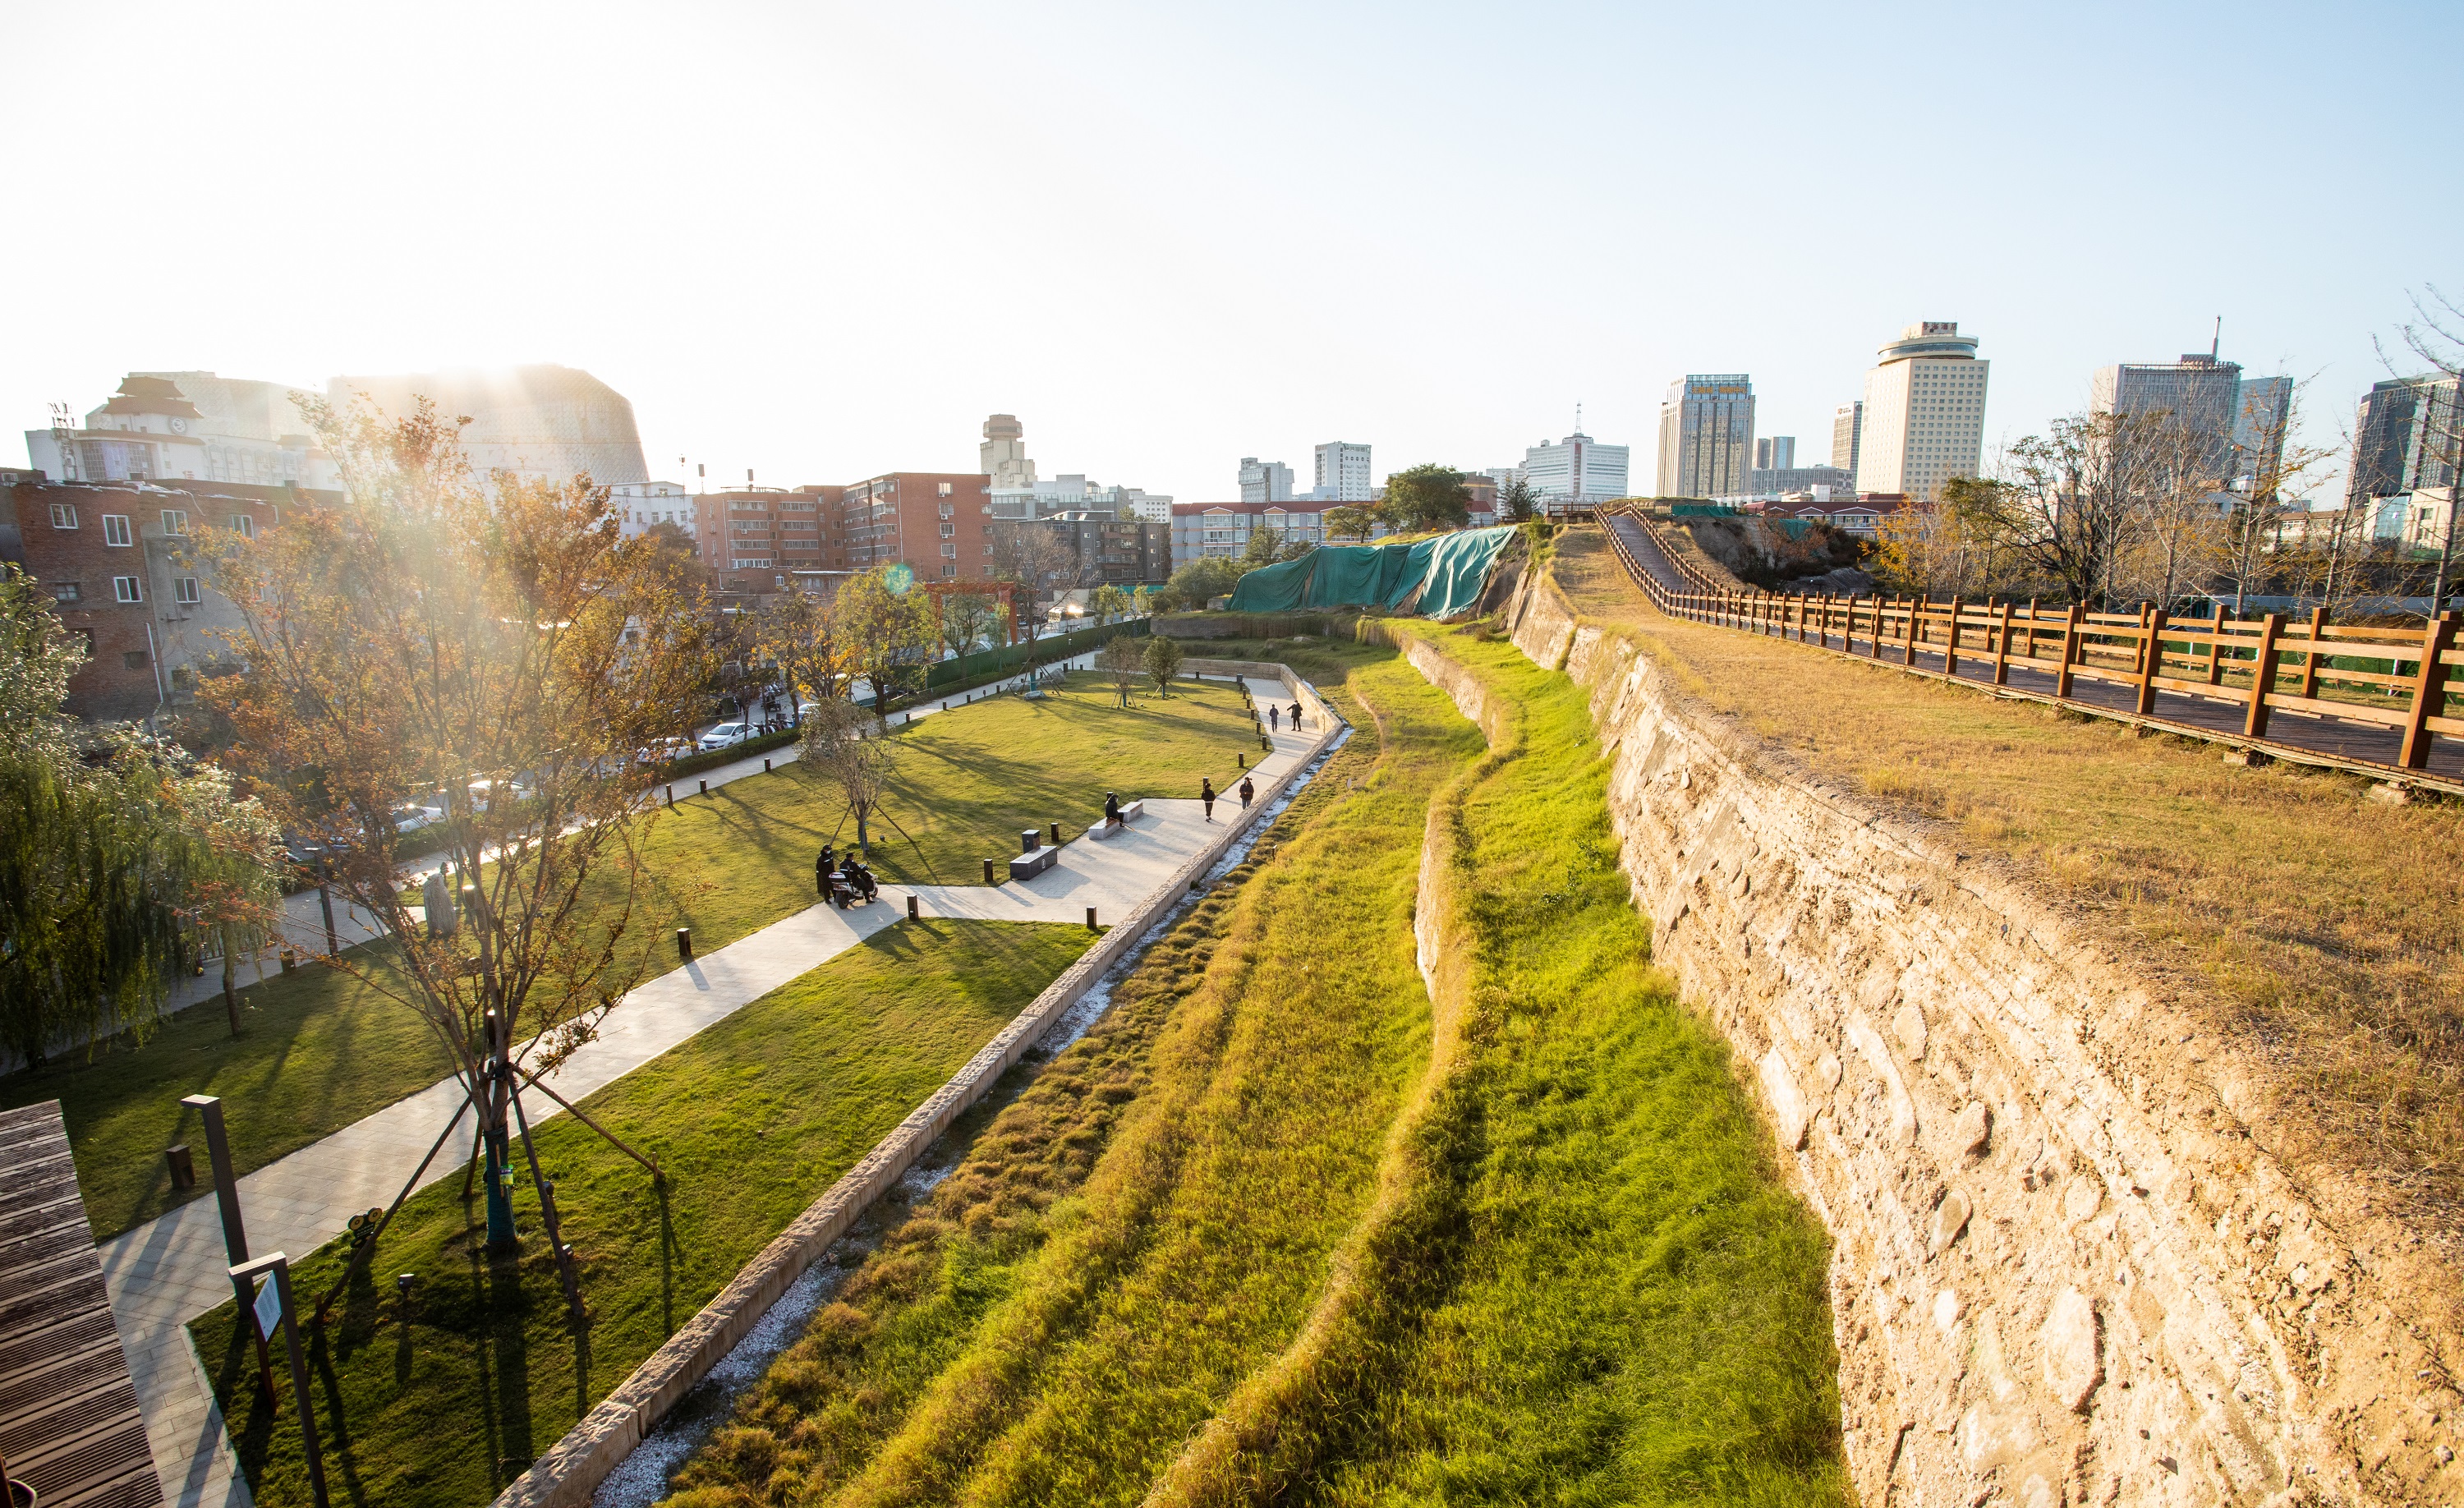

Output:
xmin=1575 ymin=401 xmax=1583 ymax=435
xmin=2212 ymin=315 xmax=2221 ymax=361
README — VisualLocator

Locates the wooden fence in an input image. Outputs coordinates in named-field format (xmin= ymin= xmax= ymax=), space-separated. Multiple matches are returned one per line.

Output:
xmin=1598 ymin=506 xmax=2464 ymax=775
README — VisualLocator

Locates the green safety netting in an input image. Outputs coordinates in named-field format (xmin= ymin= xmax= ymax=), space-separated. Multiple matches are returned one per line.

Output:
xmin=1225 ymin=526 xmax=1519 ymax=619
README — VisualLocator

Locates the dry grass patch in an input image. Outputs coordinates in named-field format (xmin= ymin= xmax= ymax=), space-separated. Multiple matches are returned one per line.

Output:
xmin=1552 ymin=526 xmax=2464 ymax=1231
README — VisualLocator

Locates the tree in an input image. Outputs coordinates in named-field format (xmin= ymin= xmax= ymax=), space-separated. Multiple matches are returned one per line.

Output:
xmin=1379 ymin=464 xmax=1472 ymax=533
xmin=636 ymin=519 xmax=709 ymax=592
xmin=1978 ymin=409 xmax=2177 ymax=608
xmin=2213 ymin=376 xmax=2335 ymax=614
xmin=200 ymin=394 xmax=720 ymax=1271
xmin=1240 ymin=526 xmax=1285 ymax=571
xmin=1498 ymin=475 xmax=1538 ymax=524
xmin=798 ymin=699 xmax=901 ymax=857
xmin=1324 ymin=505 xmax=1375 ymax=542
xmin=1098 ymin=632 xmax=1144 ymax=707
xmin=1143 ymin=633 xmax=1184 ymax=697
xmin=836 ymin=568 xmax=937 ymax=726
xmin=1133 ymin=583 xmax=1158 ymax=618
xmin=0 ymin=567 xmax=283 ymax=1064
xmin=760 ymin=582 xmax=853 ymax=716
xmin=2384 ymin=287 xmax=2464 ymax=615
xmin=991 ymin=525 xmax=1081 ymax=660
xmin=1164 ymin=555 xmax=1243 ymax=610
xmin=1091 ymin=582 xmax=1131 ymax=627
xmin=939 ymin=591 xmax=1000 ymax=660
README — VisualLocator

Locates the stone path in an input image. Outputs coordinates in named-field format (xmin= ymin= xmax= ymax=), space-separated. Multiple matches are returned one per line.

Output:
xmin=108 ymin=669 xmax=1305 ymax=1508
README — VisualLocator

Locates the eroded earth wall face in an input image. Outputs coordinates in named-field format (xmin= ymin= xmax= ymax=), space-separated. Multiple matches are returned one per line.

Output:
xmin=1389 ymin=574 xmax=2462 ymax=1506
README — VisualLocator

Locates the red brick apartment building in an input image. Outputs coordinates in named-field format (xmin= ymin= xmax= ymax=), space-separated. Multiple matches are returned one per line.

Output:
xmin=696 ymin=475 xmax=997 ymax=592
xmin=1 ymin=478 xmax=319 ymax=723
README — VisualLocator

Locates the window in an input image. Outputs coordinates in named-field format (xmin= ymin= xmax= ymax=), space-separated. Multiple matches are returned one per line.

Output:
xmin=940 ymin=543 xmax=958 ymax=559
xmin=939 ymin=522 xmax=956 ymax=538
xmin=937 ymin=482 xmax=953 ymax=497
xmin=49 ymin=581 xmax=80 ymax=602
xmin=174 ymin=577 xmax=202 ymax=605
xmin=48 ymin=503 xmax=76 ymax=530
xmin=103 ymin=514 xmax=133 ymax=547
xmin=113 ymin=575 xmax=143 ymax=603
xmin=982 ymin=544 xmax=993 ymax=555
xmin=228 ymin=513 xmax=255 ymax=540
xmin=160 ymin=508 xmax=188 ymax=536
xmin=123 ymin=649 xmax=150 ymax=670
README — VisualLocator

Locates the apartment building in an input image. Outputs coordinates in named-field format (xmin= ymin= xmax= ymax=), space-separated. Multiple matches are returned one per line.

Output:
xmin=1657 ymin=376 xmax=1755 ymax=498
xmin=2 ymin=477 xmax=315 ymax=722
xmin=1855 ymin=322 xmax=1989 ymax=503
xmin=991 ymin=513 xmax=1172 ymax=587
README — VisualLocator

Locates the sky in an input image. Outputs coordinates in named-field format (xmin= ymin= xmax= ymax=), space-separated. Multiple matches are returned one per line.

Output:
xmin=4 ymin=0 xmax=2457 ymax=505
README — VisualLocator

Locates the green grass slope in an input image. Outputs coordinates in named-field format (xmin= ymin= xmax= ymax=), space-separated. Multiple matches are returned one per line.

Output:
xmin=192 ymin=919 xmax=1092 ymax=1508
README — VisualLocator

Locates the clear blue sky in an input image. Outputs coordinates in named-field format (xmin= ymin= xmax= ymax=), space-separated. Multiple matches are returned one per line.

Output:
xmin=4 ymin=0 xmax=2453 ymax=503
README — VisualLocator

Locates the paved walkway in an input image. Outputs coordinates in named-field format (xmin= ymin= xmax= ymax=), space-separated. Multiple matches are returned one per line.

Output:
xmin=1603 ymin=513 xmax=2464 ymax=781
xmin=108 ymin=671 xmax=1309 ymax=1508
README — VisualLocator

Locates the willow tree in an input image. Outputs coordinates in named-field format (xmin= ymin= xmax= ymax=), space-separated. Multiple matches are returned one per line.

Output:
xmin=200 ymin=396 xmax=719 ymax=1281
xmin=0 ymin=567 xmax=283 ymax=1064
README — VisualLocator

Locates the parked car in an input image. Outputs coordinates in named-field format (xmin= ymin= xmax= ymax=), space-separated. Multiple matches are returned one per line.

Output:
xmin=636 ymin=737 xmax=695 ymax=767
xmin=697 ymin=721 xmax=751 ymax=752
xmin=391 ymin=803 xmax=447 ymax=833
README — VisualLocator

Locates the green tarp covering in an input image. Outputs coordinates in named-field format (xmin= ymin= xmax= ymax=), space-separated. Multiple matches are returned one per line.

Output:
xmin=1225 ymin=526 xmax=1519 ymax=619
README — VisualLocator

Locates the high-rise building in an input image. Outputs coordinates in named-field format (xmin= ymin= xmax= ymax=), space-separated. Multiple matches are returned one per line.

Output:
xmin=1315 ymin=441 xmax=1372 ymax=502
xmin=1755 ymin=435 xmax=1796 ymax=470
xmin=1832 ymin=402 xmax=1863 ymax=476
xmin=1239 ymin=457 xmax=1295 ymax=503
xmin=1656 ymin=375 xmax=1755 ymax=498
xmin=327 ymin=365 xmax=649 ymax=483
xmin=1523 ymin=431 xmax=1630 ymax=510
xmin=1855 ymin=324 xmax=1988 ymax=502
xmin=2091 ymin=352 xmax=2245 ymax=482
xmin=2231 ymin=375 xmax=2293 ymax=493
xmin=980 ymin=414 xmax=1037 ymax=489
xmin=2347 ymin=375 xmax=2464 ymax=508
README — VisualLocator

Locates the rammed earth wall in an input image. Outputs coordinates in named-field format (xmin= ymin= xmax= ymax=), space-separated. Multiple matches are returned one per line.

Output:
xmin=1388 ymin=571 xmax=2463 ymax=1506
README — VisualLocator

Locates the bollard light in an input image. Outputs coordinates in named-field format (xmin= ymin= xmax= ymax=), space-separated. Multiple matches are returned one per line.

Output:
xmin=983 ymin=857 xmax=995 ymax=884
xmin=764 ymin=758 xmax=772 ymax=772
xmin=666 ymin=785 xmax=675 ymax=807
xmin=1086 ymin=906 xmax=1097 ymax=931
xmin=699 ymin=779 xmax=709 ymax=796
xmin=676 ymin=926 xmax=693 ymax=962
xmin=1050 ymin=821 xmax=1061 ymax=845
xmin=166 ymin=1143 xmax=196 ymax=1189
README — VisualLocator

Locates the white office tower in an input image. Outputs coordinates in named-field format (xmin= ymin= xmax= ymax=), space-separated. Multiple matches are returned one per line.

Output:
xmin=980 ymin=413 xmax=1037 ymax=488
xmin=1832 ymin=402 xmax=1863 ymax=476
xmin=1755 ymin=436 xmax=1796 ymax=470
xmin=1523 ymin=431 xmax=1630 ymax=512
xmin=1656 ymin=375 xmax=1756 ymax=497
xmin=1315 ymin=441 xmax=1373 ymax=502
xmin=1239 ymin=457 xmax=1295 ymax=503
xmin=1855 ymin=323 xmax=1988 ymax=501
xmin=327 ymin=365 xmax=650 ymax=484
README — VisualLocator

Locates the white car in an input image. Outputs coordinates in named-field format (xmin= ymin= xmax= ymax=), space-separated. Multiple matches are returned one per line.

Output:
xmin=697 ymin=721 xmax=751 ymax=752
xmin=391 ymin=803 xmax=446 ymax=833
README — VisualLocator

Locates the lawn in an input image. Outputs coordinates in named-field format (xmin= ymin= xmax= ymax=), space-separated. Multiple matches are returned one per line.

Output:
xmin=195 ymin=917 xmax=1095 ymax=1508
xmin=2 ymin=670 xmax=1249 ymax=1241
xmin=664 ymin=636 xmax=1844 ymax=1506
xmin=1553 ymin=524 xmax=2464 ymax=1231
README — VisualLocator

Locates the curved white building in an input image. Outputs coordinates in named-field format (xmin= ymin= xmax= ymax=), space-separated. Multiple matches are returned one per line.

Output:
xmin=1855 ymin=322 xmax=1988 ymax=503
xmin=327 ymin=364 xmax=650 ymax=484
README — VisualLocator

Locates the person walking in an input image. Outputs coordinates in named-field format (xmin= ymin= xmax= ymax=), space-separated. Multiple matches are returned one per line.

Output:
xmin=1289 ymin=701 xmax=1303 ymax=730
xmin=1268 ymin=705 xmax=1280 ymax=732
xmin=1239 ymin=774 xmax=1254 ymax=809
xmin=1201 ymin=777 xmax=1216 ymax=822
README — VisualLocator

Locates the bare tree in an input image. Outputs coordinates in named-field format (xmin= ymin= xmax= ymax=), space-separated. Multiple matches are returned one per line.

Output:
xmin=1098 ymin=632 xmax=1143 ymax=707
xmin=1983 ymin=409 xmax=2177 ymax=608
xmin=2213 ymin=375 xmax=2338 ymax=614
xmin=990 ymin=525 xmax=1082 ymax=678
xmin=2381 ymin=287 xmax=2464 ymax=616
xmin=798 ymin=699 xmax=900 ymax=857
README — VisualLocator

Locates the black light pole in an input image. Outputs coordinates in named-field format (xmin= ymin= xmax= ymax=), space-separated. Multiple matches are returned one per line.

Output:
xmin=315 ymin=852 xmax=338 ymax=955
xmin=180 ymin=1094 xmax=251 ymax=1312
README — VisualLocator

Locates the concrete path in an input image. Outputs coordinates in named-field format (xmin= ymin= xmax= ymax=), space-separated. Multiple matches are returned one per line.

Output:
xmin=109 ymin=671 xmax=1308 ymax=1508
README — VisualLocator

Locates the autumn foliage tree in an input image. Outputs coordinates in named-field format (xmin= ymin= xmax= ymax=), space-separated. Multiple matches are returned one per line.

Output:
xmin=200 ymin=396 xmax=719 ymax=1269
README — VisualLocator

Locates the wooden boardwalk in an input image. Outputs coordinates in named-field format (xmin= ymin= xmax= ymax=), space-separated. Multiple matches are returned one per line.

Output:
xmin=1602 ymin=513 xmax=2464 ymax=788
xmin=0 ymin=1101 xmax=161 ymax=1508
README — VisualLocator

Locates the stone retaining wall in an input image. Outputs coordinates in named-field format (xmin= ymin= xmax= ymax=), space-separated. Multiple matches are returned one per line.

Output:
xmin=1386 ymin=574 xmax=2462 ymax=1506
xmin=491 ymin=665 xmax=1343 ymax=1508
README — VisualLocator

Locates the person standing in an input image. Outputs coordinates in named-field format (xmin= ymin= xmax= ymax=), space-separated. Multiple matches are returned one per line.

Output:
xmin=1289 ymin=701 xmax=1303 ymax=731
xmin=816 ymin=845 xmax=834 ymax=898
xmin=1268 ymin=705 xmax=1280 ymax=732
xmin=1239 ymin=774 xmax=1254 ymax=809
xmin=1201 ymin=777 xmax=1216 ymax=822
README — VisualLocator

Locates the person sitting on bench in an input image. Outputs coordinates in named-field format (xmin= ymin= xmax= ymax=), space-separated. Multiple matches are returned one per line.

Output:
xmin=1104 ymin=790 xmax=1121 ymax=828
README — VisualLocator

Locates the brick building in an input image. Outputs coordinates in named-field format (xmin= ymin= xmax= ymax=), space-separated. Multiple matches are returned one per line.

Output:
xmin=836 ymin=472 xmax=994 ymax=582
xmin=992 ymin=513 xmax=1172 ymax=586
xmin=693 ymin=485 xmax=840 ymax=591
xmin=1 ymin=478 xmax=324 ymax=723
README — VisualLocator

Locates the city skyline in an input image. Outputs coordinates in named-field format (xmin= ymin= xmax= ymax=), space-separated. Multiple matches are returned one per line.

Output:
xmin=2 ymin=2 xmax=2453 ymax=508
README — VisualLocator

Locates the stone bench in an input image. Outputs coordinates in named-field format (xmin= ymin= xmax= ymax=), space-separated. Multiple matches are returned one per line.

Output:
xmin=1008 ymin=846 xmax=1060 ymax=880
xmin=1087 ymin=799 xmax=1147 ymax=840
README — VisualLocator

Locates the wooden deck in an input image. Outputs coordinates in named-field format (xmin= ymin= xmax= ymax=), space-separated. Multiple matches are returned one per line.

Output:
xmin=0 ymin=1102 xmax=161 ymax=1508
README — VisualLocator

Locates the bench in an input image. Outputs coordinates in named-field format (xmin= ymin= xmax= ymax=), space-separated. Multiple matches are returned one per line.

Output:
xmin=1087 ymin=798 xmax=1147 ymax=840
xmin=1009 ymin=846 xmax=1061 ymax=880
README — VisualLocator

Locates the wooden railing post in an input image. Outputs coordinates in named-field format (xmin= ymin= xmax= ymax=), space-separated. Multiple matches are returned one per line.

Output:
xmin=2135 ymin=608 xmax=2169 ymax=715
xmin=2398 ymin=612 xmax=2458 ymax=770
xmin=2205 ymin=607 xmax=2229 ymax=686
xmin=2243 ymin=612 xmax=2283 ymax=739
xmin=1903 ymin=597 xmax=1919 ymax=666
xmin=2055 ymin=604 xmax=2083 ymax=698
xmin=1993 ymin=600 xmax=2014 ymax=686
xmin=2300 ymin=606 xmax=2327 ymax=699
xmin=1944 ymin=596 xmax=1965 ymax=678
